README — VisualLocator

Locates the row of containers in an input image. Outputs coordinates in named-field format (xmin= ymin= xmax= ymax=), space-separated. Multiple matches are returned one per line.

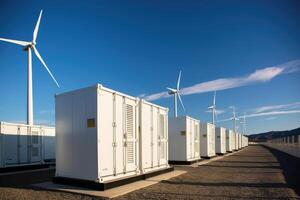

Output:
xmin=0 ymin=84 xmax=248 ymax=187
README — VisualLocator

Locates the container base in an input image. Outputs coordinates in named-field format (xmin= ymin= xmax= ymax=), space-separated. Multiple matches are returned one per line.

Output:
xmin=168 ymin=159 xmax=201 ymax=165
xmin=0 ymin=163 xmax=54 ymax=173
xmin=53 ymin=167 xmax=174 ymax=191
xmin=201 ymin=155 xmax=217 ymax=159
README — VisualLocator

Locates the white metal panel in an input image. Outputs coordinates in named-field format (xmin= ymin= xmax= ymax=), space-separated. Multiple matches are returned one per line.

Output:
xmin=215 ymin=127 xmax=226 ymax=154
xmin=169 ymin=116 xmax=200 ymax=162
xmin=168 ymin=117 xmax=187 ymax=161
xmin=19 ymin=125 xmax=29 ymax=164
xmin=55 ymin=92 xmax=74 ymax=177
xmin=194 ymin=122 xmax=200 ymax=158
xmin=235 ymin=132 xmax=239 ymax=150
xmin=158 ymin=111 xmax=168 ymax=165
xmin=56 ymin=86 xmax=98 ymax=181
xmin=43 ymin=126 xmax=55 ymax=161
xmin=225 ymin=129 xmax=232 ymax=152
xmin=139 ymin=100 xmax=169 ymax=173
xmin=98 ymin=89 xmax=115 ymax=178
xmin=98 ymin=85 xmax=139 ymax=181
xmin=3 ymin=124 xmax=18 ymax=165
xmin=200 ymin=122 xmax=216 ymax=157
xmin=29 ymin=126 xmax=42 ymax=163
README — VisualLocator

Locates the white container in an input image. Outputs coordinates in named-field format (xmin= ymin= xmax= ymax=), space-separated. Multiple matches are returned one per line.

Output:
xmin=234 ymin=132 xmax=239 ymax=150
xmin=55 ymin=84 xmax=140 ymax=183
xmin=225 ymin=129 xmax=234 ymax=152
xmin=200 ymin=122 xmax=216 ymax=158
xmin=0 ymin=122 xmax=55 ymax=168
xmin=169 ymin=116 xmax=200 ymax=162
xmin=242 ymin=136 xmax=248 ymax=147
xmin=215 ymin=127 xmax=226 ymax=154
xmin=139 ymin=100 xmax=169 ymax=173
xmin=238 ymin=133 xmax=242 ymax=149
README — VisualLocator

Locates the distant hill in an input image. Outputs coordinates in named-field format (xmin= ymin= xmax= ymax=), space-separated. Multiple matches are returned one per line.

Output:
xmin=248 ymin=127 xmax=300 ymax=142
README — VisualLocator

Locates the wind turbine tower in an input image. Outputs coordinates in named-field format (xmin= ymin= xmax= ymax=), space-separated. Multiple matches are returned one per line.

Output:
xmin=231 ymin=106 xmax=239 ymax=133
xmin=0 ymin=10 xmax=60 ymax=126
xmin=240 ymin=113 xmax=246 ymax=135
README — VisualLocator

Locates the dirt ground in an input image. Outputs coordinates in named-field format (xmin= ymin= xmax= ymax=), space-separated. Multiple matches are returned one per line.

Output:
xmin=0 ymin=144 xmax=299 ymax=200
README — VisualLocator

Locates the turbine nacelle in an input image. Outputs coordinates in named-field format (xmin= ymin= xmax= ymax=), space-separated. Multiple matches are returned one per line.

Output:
xmin=167 ymin=87 xmax=177 ymax=95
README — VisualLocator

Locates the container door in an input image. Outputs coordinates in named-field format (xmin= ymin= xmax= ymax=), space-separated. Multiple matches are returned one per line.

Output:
xmin=30 ymin=127 xmax=42 ymax=163
xmin=19 ymin=125 xmax=29 ymax=164
xmin=189 ymin=120 xmax=194 ymax=159
xmin=158 ymin=113 xmax=167 ymax=165
xmin=194 ymin=123 xmax=199 ymax=158
xmin=124 ymin=102 xmax=137 ymax=172
xmin=3 ymin=124 xmax=18 ymax=165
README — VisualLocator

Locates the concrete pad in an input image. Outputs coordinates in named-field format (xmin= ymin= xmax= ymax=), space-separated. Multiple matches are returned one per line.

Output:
xmin=33 ymin=170 xmax=186 ymax=199
xmin=179 ymin=147 xmax=247 ymax=168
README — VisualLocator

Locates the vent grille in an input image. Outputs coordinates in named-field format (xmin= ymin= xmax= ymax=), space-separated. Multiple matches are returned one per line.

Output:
xmin=127 ymin=142 xmax=134 ymax=163
xmin=194 ymin=124 xmax=198 ymax=141
xmin=32 ymin=147 xmax=39 ymax=157
xmin=159 ymin=114 xmax=165 ymax=139
xmin=160 ymin=142 xmax=165 ymax=159
xmin=126 ymin=104 xmax=134 ymax=138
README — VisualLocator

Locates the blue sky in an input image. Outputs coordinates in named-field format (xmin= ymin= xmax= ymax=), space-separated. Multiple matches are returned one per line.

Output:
xmin=0 ymin=0 xmax=299 ymax=134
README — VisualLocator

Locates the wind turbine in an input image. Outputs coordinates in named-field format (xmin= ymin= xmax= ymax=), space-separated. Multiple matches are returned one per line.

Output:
xmin=167 ymin=70 xmax=185 ymax=117
xmin=240 ymin=113 xmax=246 ymax=135
xmin=0 ymin=10 xmax=60 ymax=126
xmin=208 ymin=91 xmax=217 ymax=125
xmin=230 ymin=106 xmax=239 ymax=133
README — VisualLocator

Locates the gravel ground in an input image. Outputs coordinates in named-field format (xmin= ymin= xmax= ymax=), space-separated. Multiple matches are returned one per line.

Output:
xmin=0 ymin=144 xmax=299 ymax=200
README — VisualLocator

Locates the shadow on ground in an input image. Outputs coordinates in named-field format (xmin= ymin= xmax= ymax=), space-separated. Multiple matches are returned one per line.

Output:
xmin=262 ymin=144 xmax=300 ymax=196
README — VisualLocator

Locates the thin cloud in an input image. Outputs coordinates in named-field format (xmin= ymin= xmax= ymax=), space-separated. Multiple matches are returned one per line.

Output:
xmin=144 ymin=60 xmax=300 ymax=101
xmin=218 ymin=109 xmax=300 ymax=122
xmin=244 ymin=110 xmax=300 ymax=118
xmin=261 ymin=117 xmax=277 ymax=121
xmin=251 ymin=102 xmax=300 ymax=113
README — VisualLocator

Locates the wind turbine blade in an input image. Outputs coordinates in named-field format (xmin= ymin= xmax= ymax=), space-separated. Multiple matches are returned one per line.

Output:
xmin=213 ymin=91 xmax=216 ymax=105
xmin=0 ymin=38 xmax=30 ymax=46
xmin=177 ymin=70 xmax=181 ymax=90
xmin=33 ymin=10 xmax=43 ymax=43
xmin=178 ymin=93 xmax=185 ymax=111
xmin=32 ymin=46 xmax=60 ymax=87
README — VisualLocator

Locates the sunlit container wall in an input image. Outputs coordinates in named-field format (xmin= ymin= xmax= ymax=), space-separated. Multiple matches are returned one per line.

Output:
xmin=215 ymin=127 xmax=226 ymax=154
xmin=169 ymin=116 xmax=200 ymax=162
xmin=200 ymin=122 xmax=216 ymax=158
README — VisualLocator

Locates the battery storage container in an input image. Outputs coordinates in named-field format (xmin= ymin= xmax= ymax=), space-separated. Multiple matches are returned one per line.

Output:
xmin=168 ymin=116 xmax=200 ymax=163
xmin=215 ymin=127 xmax=226 ymax=154
xmin=0 ymin=122 xmax=55 ymax=168
xmin=139 ymin=100 xmax=169 ymax=173
xmin=200 ymin=122 xmax=216 ymax=158
xmin=55 ymin=84 xmax=140 ymax=183
xmin=225 ymin=129 xmax=234 ymax=152
xmin=234 ymin=132 xmax=239 ymax=150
